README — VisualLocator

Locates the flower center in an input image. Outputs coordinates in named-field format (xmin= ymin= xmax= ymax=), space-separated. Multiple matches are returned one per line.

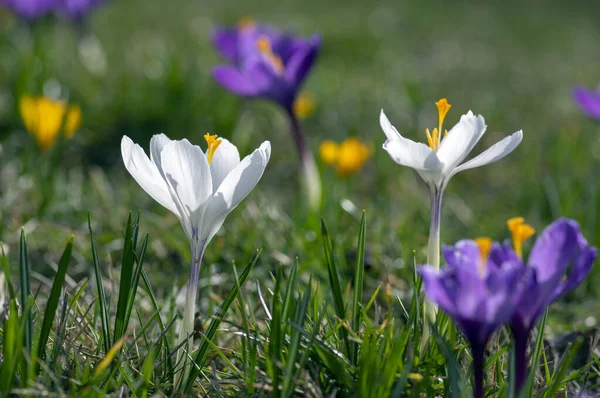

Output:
xmin=204 ymin=133 xmax=222 ymax=164
xmin=425 ymin=98 xmax=452 ymax=152
xmin=475 ymin=237 xmax=492 ymax=276
xmin=256 ymin=36 xmax=284 ymax=74
xmin=507 ymin=217 xmax=535 ymax=258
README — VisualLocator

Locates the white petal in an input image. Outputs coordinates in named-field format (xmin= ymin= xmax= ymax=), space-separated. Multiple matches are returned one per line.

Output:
xmin=208 ymin=138 xmax=241 ymax=192
xmin=379 ymin=110 xmax=402 ymax=142
xmin=449 ymin=130 xmax=523 ymax=178
xmin=120 ymin=135 xmax=180 ymax=216
xmin=160 ymin=140 xmax=213 ymax=238
xmin=200 ymin=141 xmax=271 ymax=244
xmin=382 ymin=138 xmax=443 ymax=181
xmin=150 ymin=133 xmax=172 ymax=173
xmin=436 ymin=111 xmax=487 ymax=176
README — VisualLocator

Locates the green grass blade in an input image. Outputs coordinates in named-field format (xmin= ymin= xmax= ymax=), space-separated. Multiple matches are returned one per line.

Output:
xmin=123 ymin=234 xmax=148 ymax=331
xmin=113 ymin=213 xmax=136 ymax=342
xmin=19 ymin=228 xmax=32 ymax=360
xmin=542 ymin=338 xmax=583 ymax=397
xmin=351 ymin=211 xmax=366 ymax=366
xmin=36 ymin=235 xmax=74 ymax=368
xmin=281 ymin=275 xmax=311 ymax=396
xmin=268 ymin=264 xmax=284 ymax=396
xmin=182 ymin=250 xmax=261 ymax=394
xmin=88 ymin=213 xmax=111 ymax=354
xmin=0 ymin=300 xmax=22 ymax=396
xmin=320 ymin=219 xmax=351 ymax=358
xmin=1 ymin=245 xmax=16 ymax=301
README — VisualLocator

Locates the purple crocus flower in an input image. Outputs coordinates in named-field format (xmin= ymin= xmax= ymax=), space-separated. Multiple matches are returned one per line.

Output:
xmin=489 ymin=218 xmax=596 ymax=393
xmin=573 ymin=86 xmax=600 ymax=121
xmin=420 ymin=239 xmax=529 ymax=398
xmin=211 ymin=21 xmax=323 ymax=210
xmin=212 ymin=22 xmax=321 ymax=112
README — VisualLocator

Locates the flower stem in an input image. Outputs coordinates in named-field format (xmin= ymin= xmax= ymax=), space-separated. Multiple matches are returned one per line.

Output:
xmin=512 ymin=327 xmax=529 ymax=394
xmin=472 ymin=344 xmax=485 ymax=398
xmin=288 ymin=111 xmax=321 ymax=212
xmin=422 ymin=187 xmax=442 ymax=345
xmin=427 ymin=186 xmax=442 ymax=270
xmin=175 ymin=243 xmax=205 ymax=387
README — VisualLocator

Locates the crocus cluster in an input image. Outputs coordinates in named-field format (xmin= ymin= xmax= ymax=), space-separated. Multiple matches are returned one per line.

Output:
xmin=420 ymin=217 xmax=596 ymax=397
xmin=212 ymin=20 xmax=322 ymax=210
xmin=20 ymin=95 xmax=82 ymax=151
xmin=0 ymin=0 xmax=106 ymax=20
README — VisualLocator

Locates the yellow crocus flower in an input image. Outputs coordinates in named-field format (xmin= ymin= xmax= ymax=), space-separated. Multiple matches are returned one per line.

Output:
xmin=19 ymin=96 xmax=82 ymax=151
xmin=319 ymin=137 xmax=372 ymax=176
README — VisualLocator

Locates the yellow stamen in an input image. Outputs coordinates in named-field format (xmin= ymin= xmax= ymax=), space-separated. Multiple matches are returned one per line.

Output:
xmin=425 ymin=98 xmax=451 ymax=151
xmin=204 ymin=133 xmax=223 ymax=164
xmin=435 ymin=98 xmax=451 ymax=134
xmin=475 ymin=237 xmax=493 ymax=276
xmin=256 ymin=35 xmax=284 ymax=74
xmin=507 ymin=217 xmax=536 ymax=258
xmin=238 ymin=17 xmax=256 ymax=30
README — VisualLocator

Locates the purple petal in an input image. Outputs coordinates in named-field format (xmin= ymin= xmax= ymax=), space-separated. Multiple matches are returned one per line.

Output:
xmin=419 ymin=266 xmax=457 ymax=315
xmin=528 ymin=218 xmax=580 ymax=283
xmin=212 ymin=27 xmax=240 ymax=64
xmin=488 ymin=242 xmax=520 ymax=268
xmin=442 ymin=240 xmax=481 ymax=273
xmin=284 ymin=35 xmax=321 ymax=90
xmin=552 ymin=242 xmax=596 ymax=301
xmin=573 ymin=86 xmax=600 ymax=121
xmin=212 ymin=65 xmax=261 ymax=97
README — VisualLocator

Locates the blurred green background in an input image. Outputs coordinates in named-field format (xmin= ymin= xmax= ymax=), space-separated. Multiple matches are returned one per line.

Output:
xmin=1 ymin=0 xmax=599 ymax=332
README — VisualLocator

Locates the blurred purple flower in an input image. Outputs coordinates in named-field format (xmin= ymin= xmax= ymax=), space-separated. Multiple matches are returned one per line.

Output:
xmin=0 ymin=0 xmax=105 ymax=20
xmin=211 ymin=21 xmax=323 ymax=211
xmin=60 ymin=0 xmax=105 ymax=20
xmin=212 ymin=21 xmax=321 ymax=112
xmin=420 ymin=239 xmax=528 ymax=398
xmin=573 ymin=86 xmax=600 ymax=120
xmin=489 ymin=218 xmax=596 ymax=393
xmin=0 ymin=0 xmax=60 ymax=20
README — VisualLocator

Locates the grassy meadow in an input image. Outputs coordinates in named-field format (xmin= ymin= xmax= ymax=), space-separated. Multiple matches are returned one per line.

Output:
xmin=1 ymin=0 xmax=600 ymax=396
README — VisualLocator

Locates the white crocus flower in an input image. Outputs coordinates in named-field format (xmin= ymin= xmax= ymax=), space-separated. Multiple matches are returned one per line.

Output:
xmin=121 ymin=133 xmax=270 ymax=382
xmin=380 ymin=99 xmax=522 ymax=271
xmin=380 ymin=98 xmax=522 ymax=331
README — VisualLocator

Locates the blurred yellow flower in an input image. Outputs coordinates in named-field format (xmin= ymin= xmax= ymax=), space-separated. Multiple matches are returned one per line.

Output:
xmin=293 ymin=92 xmax=316 ymax=119
xmin=19 ymin=96 xmax=82 ymax=151
xmin=319 ymin=137 xmax=372 ymax=176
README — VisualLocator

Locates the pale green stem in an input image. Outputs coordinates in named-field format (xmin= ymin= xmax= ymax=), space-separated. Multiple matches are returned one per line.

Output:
xmin=301 ymin=150 xmax=322 ymax=212
xmin=422 ymin=186 xmax=442 ymax=347
xmin=289 ymin=111 xmax=322 ymax=212
xmin=175 ymin=241 xmax=205 ymax=388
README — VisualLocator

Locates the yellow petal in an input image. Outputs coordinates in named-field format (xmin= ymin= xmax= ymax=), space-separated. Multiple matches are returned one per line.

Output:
xmin=65 ymin=104 xmax=82 ymax=137
xmin=336 ymin=137 xmax=371 ymax=176
xmin=319 ymin=140 xmax=339 ymax=165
